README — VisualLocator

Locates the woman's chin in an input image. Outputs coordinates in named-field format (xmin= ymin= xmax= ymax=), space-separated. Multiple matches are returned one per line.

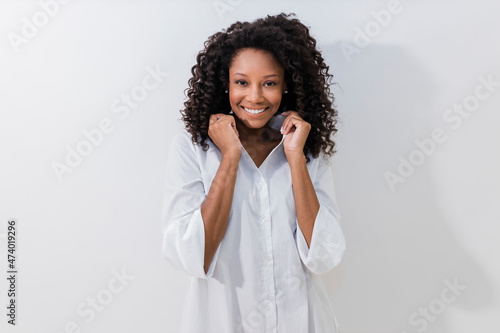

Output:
xmin=235 ymin=108 xmax=279 ymax=127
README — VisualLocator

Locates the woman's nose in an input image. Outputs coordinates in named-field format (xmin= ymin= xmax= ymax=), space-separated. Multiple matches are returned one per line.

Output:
xmin=248 ymin=85 xmax=265 ymax=103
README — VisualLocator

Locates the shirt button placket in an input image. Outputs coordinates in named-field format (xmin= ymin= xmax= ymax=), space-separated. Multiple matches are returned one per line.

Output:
xmin=258 ymin=174 xmax=277 ymax=331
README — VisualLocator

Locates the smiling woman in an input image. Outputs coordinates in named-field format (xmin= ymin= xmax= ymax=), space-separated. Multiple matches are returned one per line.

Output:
xmin=229 ymin=48 xmax=285 ymax=120
xmin=162 ymin=12 xmax=346 ymax=333
xmin=228 ymin=47 xmax=286 ymax=164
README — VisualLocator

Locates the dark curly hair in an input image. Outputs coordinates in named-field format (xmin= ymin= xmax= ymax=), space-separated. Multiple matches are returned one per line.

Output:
xmin=181 ymin=12 xmax=339 ymax=163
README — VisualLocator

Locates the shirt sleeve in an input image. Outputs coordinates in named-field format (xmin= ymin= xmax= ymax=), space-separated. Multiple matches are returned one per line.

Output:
xmin=161 ymin=130 xmax=221 ymax=279
xmin=295 ymin=155 xmax=346 ymax=275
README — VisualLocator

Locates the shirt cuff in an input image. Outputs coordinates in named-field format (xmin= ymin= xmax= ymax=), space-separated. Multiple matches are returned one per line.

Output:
xmin=163 ymin=208 xmax=221 ymax=279
xmin=296 ymin=203 xmax=346 ymax=275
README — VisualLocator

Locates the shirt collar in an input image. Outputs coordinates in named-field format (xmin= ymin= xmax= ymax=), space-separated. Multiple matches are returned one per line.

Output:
xmin=267 ymin=112 xmax=287 ymax=132
xmin=268 ymin=113 xmax=287 ymax=147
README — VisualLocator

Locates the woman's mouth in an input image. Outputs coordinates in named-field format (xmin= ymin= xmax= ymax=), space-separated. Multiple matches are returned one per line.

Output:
xmin=241 ymin=106 xmax=268 ymax=115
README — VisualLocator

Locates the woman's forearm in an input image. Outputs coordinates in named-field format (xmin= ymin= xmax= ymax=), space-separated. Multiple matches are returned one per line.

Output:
xmin=201 ymin=151 xmax=241 ymax=274
xmin=288 ymin=153 xmax=320 ymax=248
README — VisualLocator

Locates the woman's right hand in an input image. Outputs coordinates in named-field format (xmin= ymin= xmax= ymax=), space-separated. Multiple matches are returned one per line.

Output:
xmin=208 ymin=113 xmax=241 ymax=158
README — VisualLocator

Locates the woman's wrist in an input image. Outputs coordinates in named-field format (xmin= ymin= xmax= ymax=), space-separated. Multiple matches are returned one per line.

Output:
xmin=285 ymin=151 xmax=306 ymax=165
xmin=222 ymin=148 xmax=241 ymax=163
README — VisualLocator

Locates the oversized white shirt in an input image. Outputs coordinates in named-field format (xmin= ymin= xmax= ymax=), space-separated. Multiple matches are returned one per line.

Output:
xmin=162 ymin=113 xmax=346 ymax=333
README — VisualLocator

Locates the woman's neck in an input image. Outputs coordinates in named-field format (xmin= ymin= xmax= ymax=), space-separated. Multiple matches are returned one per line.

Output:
xmin=234 ymin=116 xmax=281 ymax=144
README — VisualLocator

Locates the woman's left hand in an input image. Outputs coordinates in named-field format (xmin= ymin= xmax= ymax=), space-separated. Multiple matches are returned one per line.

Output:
xmin=280 ymin=110 xmax=311 ymax=158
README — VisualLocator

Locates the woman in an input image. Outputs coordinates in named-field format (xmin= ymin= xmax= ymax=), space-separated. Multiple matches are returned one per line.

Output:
xmin=162 ymin=13 xmax=346 ymax=332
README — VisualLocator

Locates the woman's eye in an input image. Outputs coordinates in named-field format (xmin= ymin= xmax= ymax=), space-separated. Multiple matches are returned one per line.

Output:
xmin=264 ymin=81 xmax=276 ymax=86
xmin=235 ymin=80 xmax=247 ymax=86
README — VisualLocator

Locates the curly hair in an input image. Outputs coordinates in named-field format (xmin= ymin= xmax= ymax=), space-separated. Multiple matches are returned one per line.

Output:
xmin=181 ymin=12 xmax=339 ymax=163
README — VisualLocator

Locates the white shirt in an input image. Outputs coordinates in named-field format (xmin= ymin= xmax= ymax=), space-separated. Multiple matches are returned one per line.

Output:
xmin=162 ymin=113 xmax=346 ymax=333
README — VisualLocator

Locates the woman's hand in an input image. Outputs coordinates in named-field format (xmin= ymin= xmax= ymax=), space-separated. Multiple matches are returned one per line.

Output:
xmin=208 ymin=113 xmax=241 ymax=158
xmin=280 ymin=110 xmax=311 ymax=158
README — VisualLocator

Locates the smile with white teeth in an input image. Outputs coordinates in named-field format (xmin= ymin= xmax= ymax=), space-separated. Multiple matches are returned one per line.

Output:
xmin=242 ymin=106 xmax=267 ymax=114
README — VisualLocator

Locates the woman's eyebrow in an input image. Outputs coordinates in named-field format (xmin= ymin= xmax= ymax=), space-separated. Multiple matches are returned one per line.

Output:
xmin=233 ymin=73 xmax=280 ymax=78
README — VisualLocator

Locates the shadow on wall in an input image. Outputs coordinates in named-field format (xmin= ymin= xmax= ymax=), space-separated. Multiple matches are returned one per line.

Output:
xmin=318 ymin=42 xmax=494 ymax=333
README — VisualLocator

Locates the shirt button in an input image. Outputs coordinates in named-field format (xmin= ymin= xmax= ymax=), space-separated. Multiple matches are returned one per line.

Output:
xmin=262 ymin=217 xmax=267 ymax=222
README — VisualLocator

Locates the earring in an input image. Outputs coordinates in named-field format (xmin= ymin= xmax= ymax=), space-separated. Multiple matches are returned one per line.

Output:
xmin=225 ymin=90 xmax=228 ymax=93
xmin=284 ymin=90 xmax=288 ymax=94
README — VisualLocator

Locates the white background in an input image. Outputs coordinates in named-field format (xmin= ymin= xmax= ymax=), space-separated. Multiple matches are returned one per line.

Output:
xmin=1 ymin=0 xmax=499 ymax=332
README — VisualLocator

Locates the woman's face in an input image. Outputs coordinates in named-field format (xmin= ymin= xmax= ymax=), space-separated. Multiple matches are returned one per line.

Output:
xmin=228 ymin=48 xmax=286 ymax=130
